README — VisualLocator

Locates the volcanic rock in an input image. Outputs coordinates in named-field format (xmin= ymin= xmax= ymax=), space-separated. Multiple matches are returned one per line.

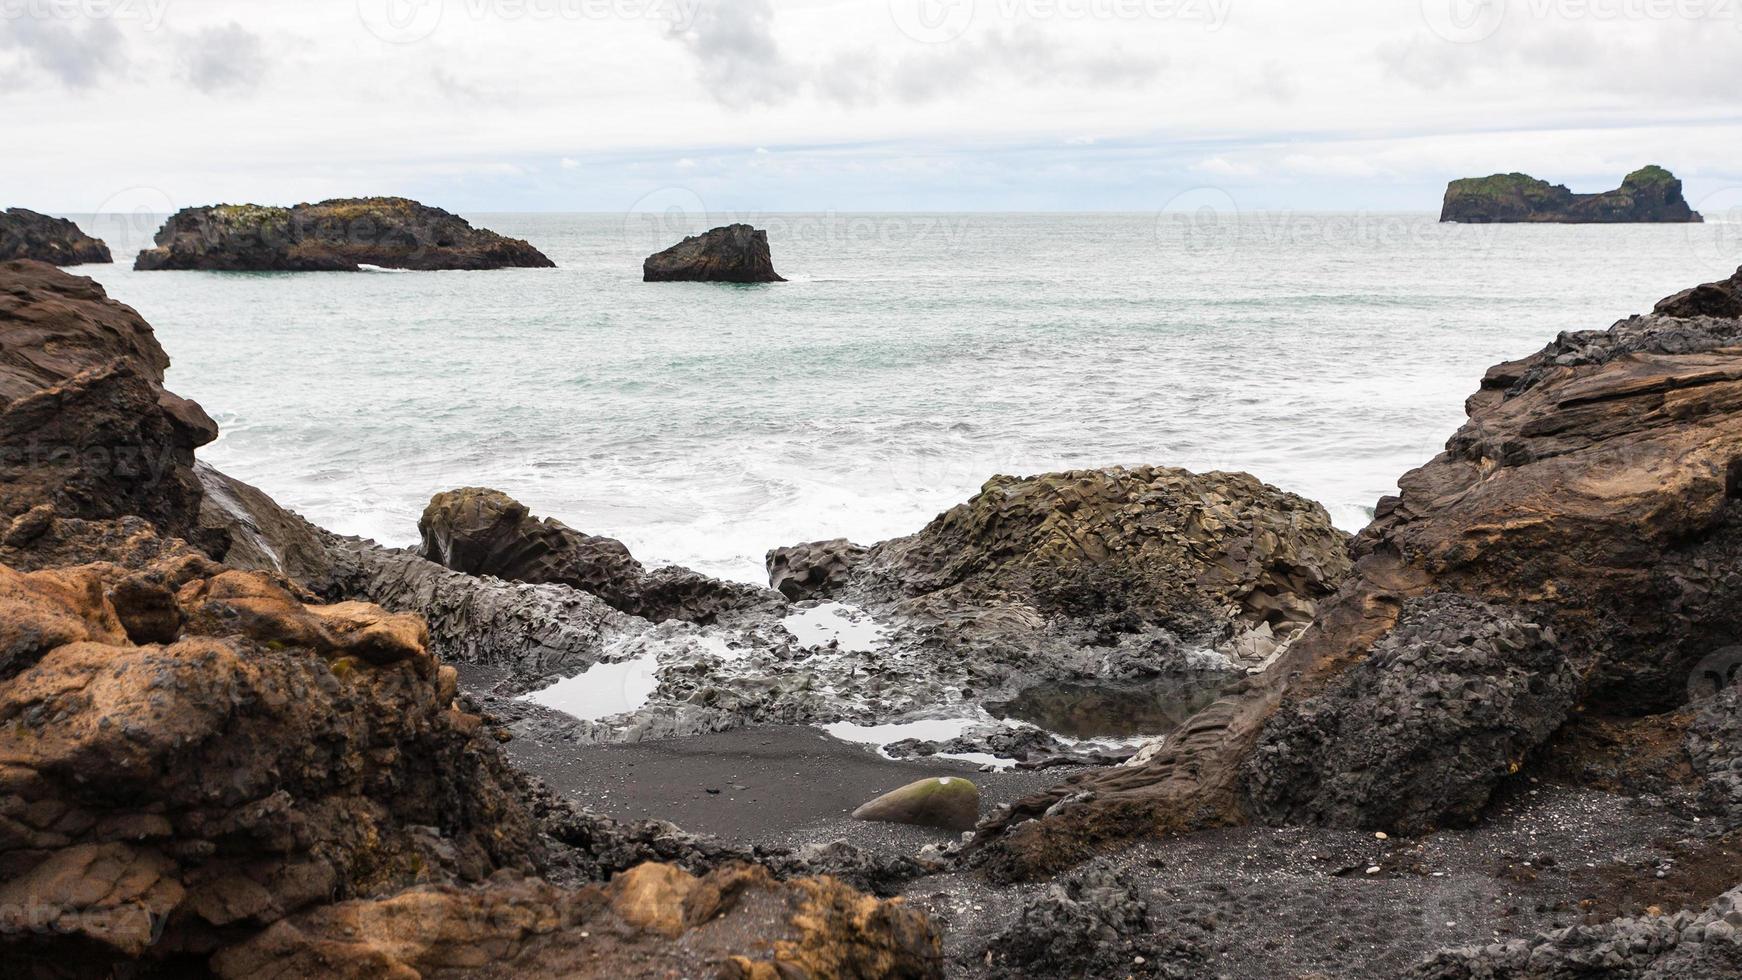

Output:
xmin=1440 ymin=165 xmax=1703 ymax=223
xmin=0 ymin=260 xmax=220 ymax=551
xmin=134 ymin=198 xmax=554 ymax=272
xmin=1656 ymin=265 xmax=1742 ymax=319
xmin=848 ymin=465 xmax=1351 ymax=644
xmin=0 ymin=209 xmax=111 ymax=265
xmin=643 ymin=224 xmax=784 ymax=283
xmin=418 ymin=487 xmax=784 ymax=625
xmin=985 ymin=863 xmax=1202 ymax=979
xmin=851 ymin=777 xmax=981 ymax=832
xmin=768 ymin=538 xmax=869 ymax=601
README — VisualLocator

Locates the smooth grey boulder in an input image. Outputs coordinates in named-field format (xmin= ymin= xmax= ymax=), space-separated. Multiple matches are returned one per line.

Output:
xmin=851 ymin=776 xmax=981 ymax=832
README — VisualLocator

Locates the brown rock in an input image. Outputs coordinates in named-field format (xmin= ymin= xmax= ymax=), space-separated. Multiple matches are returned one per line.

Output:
xmin=643 ymin=224 xmax=784 ymax=283
xmin=0 ymin=209 xmax=112 ymax=266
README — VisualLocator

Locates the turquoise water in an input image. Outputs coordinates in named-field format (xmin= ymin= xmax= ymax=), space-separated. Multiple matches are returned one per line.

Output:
xmin=71 ymin=211 xmax=1739 ymax=582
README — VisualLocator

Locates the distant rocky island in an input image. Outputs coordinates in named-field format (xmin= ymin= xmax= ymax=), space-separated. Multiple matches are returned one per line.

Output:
xmin=134 ymin=197 xmax=554 ymax=271
xmin=644 ymin=223 xmax=784 ymax=283
xmin=1440 ymin=165 xmax=1703 ymax=223
xmin=0 ymin=208 xmax=112 ymax=266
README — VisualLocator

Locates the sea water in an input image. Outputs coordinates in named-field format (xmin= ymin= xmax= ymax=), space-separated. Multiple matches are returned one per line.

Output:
xmin=69 ymin=211 xmax=1738 ymax=583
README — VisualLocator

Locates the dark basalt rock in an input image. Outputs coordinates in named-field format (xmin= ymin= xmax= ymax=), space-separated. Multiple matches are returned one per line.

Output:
xmin=1440 ymin=165 xmax=1703 ymax=223
xmin=984 ymin=863 xmax=1203 ymax=979
xmin=0 ymin=260 xmax=221 ymax=552
xmin=418 ymin=486 xmax=784 ymax=625
xmin=767 ymin=537 xmax=868 ymax=600
xmin=643 ymin=223 xmax=784 ymax=283
xmin=134 ymin=197 xmax=554 ymax=271
xmin=0 ymin=209 xmax=111 ymax=265
xmin=1656 ymin=265 xmax=1742 ymax=319
xmin=1243 ymin=594 xmax=1577 ymax=834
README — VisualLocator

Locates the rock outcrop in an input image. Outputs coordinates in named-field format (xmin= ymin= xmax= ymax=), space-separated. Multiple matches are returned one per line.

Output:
xmin=1656 ymin=265 xmax=1742 ymax=319
xmin=643 ymin=224 xmax=784 ymax=283
xmin=767 ymin=538 xmax=868 ymax=601
xmin=832 ymin=466 xmax=1351 ymax=653
xmin=134 ymin=198 xmax=554 ymax=272
xmin=418 ymin=487 xmax=785 ymax=626
xmin=1440 ymin=165 xmax=1703 ymax=223
xmin=210 ymin=862 xmax=942 ymax=980
xmin=0 ymin=210 xmax=111 ymax=266
xmin=973 ymin=266 xmax=1742 ymax=880
xmin=0 ymin=259 xmax=221 ymax=552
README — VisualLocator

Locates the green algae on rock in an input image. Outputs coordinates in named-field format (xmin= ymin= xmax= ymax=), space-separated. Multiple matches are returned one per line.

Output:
xmin=134 ymin=197 xmax=555 ymax=271
xmin=1439 ymin=165 xmax=1703 ymax=223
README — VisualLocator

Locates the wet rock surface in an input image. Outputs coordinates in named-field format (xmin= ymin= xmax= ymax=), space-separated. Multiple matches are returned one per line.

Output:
xmin=419 ymin=486 xmax=784 ymax=625
xmin=643 ymin=223 xmax=784 ymax=283
xmin=134 ymin=198 xmax=554 ymax=272
xmin=0 ymin=210 xmax=111 ymax=266
xmin=1440 ymin=165 xmax=1704 ymax=223
xmin=984 ymin=862 xmax=1202 ymax=979
xmin=768 ymin=538 xmax=868 ymax=601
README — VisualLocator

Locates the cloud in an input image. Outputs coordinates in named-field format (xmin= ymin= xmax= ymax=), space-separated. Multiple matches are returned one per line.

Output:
xmin=178 ymin=23 xmax=267 ymax=95
xmin=668 ymin=0 xmax=789 ymax=108
xmin=0 ymin=15 xmax=127 ymax=90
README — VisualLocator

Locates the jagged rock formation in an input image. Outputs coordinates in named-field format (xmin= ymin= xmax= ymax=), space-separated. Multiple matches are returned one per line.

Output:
xmin=1440 ymin=165 xmax=1703 ymax=223
xmin=1243 ymin=594 xmax=1578 ymax=833
xmin=134 ymin=198 xmax=554 ymax=272
xmin=1657 ymin=265 xmax=1742 ymax=319
xmin=972 ymin=266 xmax=1742 ymax=880
xmin=1413 ymin=883 xmax=1742 ymax=979
xmin=418 ymin=487 xmax=785 ymax=625
xmin=767 ymin=538 xmax=868 ymax=601
xmin=0 ymin=209 xmax=111 ymax=266
xmin=643 ymin=224 xmax=784 ymax=283
xmin=0 ymin=259 xmax=221 ymax=553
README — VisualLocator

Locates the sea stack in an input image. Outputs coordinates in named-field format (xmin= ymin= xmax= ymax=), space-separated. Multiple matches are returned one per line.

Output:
xmin=1439 ymin=165 xmax=1703 ymax=223
xmin=643 ymin=224 xmax=784 ymax=283
xmin=0 ymin=209 xmax=112 ymax=266
xmin=133 ymin=197 xmax=555 ymax=271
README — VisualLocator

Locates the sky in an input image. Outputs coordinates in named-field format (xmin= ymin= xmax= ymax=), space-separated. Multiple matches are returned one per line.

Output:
xmin=4 ymin=0 xmax=1742 ymax=214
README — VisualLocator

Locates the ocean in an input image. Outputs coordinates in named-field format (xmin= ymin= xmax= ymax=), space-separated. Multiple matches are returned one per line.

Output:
xmin=69 ymin=210 xmax=1738 ymax=584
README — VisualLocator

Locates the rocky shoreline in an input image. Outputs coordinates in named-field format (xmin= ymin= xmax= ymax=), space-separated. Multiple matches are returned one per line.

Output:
xmin=3 ymin=255 xmax=1741 ymax=977
xmin=0 ymin=209 xmax=111 ymax=266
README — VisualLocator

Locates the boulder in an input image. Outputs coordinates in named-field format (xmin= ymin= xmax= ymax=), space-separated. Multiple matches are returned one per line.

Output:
xmin=853 ymin=465 xmax=1351 ymax=643
xmin=1656 ymin=264 xmax=1742 ymax=319
xmin=1440 ymin=165 xmax=1703 ymax=223
xmin=0 ymin=209 xmax=111 ymax=265
xmin=643 ymin=224 xmax=784 ymax=283
xmin=1242 ymin=594 xmax=1578 ymax=834
xmin=134 ymin=198 xmax=554 ymax=271
xmin=418 ymin=487 xmax=784 ymax=625
xmin=972 ymin=268 xmax=1742 ymax=880
xmin=986 ymin=863 xmax=1203 ymax=980
xmin=851 ymin=777 xmax=981 ymax=832
xmin=767 ymin=538 xmax=869 ymax=600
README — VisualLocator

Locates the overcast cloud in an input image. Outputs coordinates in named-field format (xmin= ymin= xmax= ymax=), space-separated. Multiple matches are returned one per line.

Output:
xmin=2 ymin=0 xmax=1739 ymax=214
